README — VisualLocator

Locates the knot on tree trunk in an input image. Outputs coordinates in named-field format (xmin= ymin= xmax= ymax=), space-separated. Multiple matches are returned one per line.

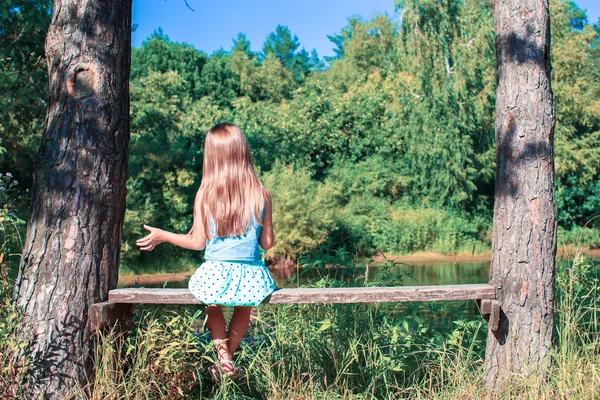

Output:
xmin=67 ymin=65 xmax=97 ymax=99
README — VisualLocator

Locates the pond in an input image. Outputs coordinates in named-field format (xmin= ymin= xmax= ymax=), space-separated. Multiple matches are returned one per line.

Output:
xmin=117 ymin=256 xmax=597 ymax=289
xmin=117 ymin=260 xmax=492 ymax=289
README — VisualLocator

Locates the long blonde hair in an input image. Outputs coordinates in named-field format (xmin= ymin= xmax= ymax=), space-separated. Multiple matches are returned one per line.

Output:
xmin=194 ymin=123 xmax=264 ymax=239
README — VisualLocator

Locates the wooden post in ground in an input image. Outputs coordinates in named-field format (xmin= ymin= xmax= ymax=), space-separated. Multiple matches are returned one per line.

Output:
xmin=11 ymin=0 xmax=132 ymax=397
xmin=485 ymin=0 xmax=557 ymax=395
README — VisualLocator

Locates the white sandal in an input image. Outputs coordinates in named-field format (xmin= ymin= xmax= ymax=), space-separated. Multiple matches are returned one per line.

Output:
xmin=209 ymin=359 xmax=244 ymax=381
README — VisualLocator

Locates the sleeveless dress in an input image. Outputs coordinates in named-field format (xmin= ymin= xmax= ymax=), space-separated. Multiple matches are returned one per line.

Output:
xmin=188 ymin=206 xmax=277 ymax=307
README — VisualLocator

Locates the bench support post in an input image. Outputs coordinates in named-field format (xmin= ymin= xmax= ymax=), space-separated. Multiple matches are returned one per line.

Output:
xmin=88 ymin=302 xmax=134 ymax=336
xmin=477 ymin=298 xmax=500 ymax=332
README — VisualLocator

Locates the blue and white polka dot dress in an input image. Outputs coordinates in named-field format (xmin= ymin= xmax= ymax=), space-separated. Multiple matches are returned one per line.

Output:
xmin=188 ymin=260 xmax=276 ymax=307
xmin=187 ymin=207 xmax=277 ymax=307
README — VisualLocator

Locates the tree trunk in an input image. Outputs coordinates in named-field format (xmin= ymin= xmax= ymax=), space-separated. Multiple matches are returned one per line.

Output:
xmin=12 ymin=0 xmax=131 ymax=397
xmin=485 ymin=0 xmax=556 ymax=396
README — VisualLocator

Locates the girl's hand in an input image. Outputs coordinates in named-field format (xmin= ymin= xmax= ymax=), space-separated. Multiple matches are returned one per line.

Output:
xmin=136 ymin=224 xmax=164 ymax=251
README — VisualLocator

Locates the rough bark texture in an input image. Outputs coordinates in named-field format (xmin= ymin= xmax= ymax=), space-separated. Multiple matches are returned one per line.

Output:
xmin=485 ymin=0 xmax=557 ymax=395
xmin=12 ymin=0 xmax=132 ymax=397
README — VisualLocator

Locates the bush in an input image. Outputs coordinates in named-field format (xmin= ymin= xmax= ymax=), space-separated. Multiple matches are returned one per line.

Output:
xmin=557 ymin=224 xmax=600 ymax=249
xmin=331 ymin=199 xmax=491 ymax=256
xmin=261 ymin=163 xmax=338 ymax=259
xmin=375 ymin=206 xmax=490 ymax=255
xmin=330 ymin=194 xmax=391 ymax=255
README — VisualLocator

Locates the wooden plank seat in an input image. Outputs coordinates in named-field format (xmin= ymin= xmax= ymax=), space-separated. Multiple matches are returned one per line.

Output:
xmin=89 ymin=284 xmax=499 ymax=334
xmin=108 ymin=284 xmax=496 ymax=304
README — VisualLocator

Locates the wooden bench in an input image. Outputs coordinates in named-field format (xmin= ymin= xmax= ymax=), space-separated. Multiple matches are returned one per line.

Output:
xmin=89 ymin=284 xmax=500 ymax=334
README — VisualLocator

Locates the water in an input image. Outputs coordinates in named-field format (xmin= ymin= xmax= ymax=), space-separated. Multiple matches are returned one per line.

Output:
xmin=274 ymin=261 xmax=492 ymax=288
xmin=128 ymin=257 xmax=596 ymax=289
xmin=128 ymin=260 xmax=492 ymax=289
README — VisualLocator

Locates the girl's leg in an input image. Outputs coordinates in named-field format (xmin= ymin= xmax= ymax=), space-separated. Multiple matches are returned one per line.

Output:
xmin=205 ymin=305 xmax=233 ymax=371
xmin=227 ymin=306 xmax=252 ymax=356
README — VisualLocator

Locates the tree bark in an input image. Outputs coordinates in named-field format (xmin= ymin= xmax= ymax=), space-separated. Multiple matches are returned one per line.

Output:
xmin=12 ymin=0 xmax=131 ymax=397
xmin=485 ymin=0 xmax=556 ymax=396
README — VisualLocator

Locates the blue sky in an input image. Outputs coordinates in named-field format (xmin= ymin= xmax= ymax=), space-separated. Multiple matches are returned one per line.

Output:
xmin=131 ymin=0 xmax=600 ymax=58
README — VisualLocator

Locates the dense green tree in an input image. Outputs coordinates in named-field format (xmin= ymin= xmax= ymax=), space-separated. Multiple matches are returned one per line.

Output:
xmin=551 ymin=0 xmax=600 ymax=228
xmin=325 ymin=17 xmax=357 ymax=62
xmin=229 ymin=34 xmax=257 ymax=96
xmin=250 ymin=52 xmax=296 ymax=102
xmin=261 ymin=25 xmax=317 ymax=83
xmin=329 ymin=15 xmax=397 ymax=81
xmin=4 ymin=0 xmax=599 ymax=266
xmin=123 ymin=70 xmax=232 ymax=265
xmin=198 ymin=49 xmax=242 ymax=108
xmin=391 ymin=0 xmax=496 ymax=211
xmin=130 ymin=28 xmax=208 ymax=100
xmin=0 ymin=0 xmax=52 ymax=190
xmin=232 ymin=32 xmax=253 ymax=55
xmin=261 ymin=163 xmax=338 ymax=258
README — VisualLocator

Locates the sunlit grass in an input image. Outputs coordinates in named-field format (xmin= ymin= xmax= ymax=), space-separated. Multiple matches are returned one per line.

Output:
xmin=1 ymin=254 xmax=598 ymax=399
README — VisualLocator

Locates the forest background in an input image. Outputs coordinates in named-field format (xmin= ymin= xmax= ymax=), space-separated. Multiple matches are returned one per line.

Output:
xmin=1 ymin=0 xmax=599 ymax=275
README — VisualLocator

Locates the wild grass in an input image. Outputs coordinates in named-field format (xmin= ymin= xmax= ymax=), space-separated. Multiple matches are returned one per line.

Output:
xmin=1 ymin=242 xmax=598 ymax=399
xmin=65 ymin=256 xmax=600 ymax=399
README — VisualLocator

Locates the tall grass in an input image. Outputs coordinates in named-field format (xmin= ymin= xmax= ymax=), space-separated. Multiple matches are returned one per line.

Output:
xmin=407 ymin=253 xmax=600 ymax=400
xmin=0 ymin=170 xmax=31 ymax=399
xmin=1 ymin=247 xmax=598 ymax=398
xmin=69 ymin=256 xmax=600 ymax=398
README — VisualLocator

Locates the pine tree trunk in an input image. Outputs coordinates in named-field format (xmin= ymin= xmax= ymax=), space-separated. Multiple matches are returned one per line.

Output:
xmin=485 ymin=0 xmax=557 ymax=395
xmin=12 ymin=0 xmax=132 ymax=397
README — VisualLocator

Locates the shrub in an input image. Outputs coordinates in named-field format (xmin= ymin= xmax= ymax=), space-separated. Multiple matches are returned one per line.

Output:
xmin=382 ymin=207 xmax=490 ymax=255
xmin=557 ymin=224 xmax=600 ymax=249
xmin=330 ymin=194 xmax=392 ymax=255
xmin=261 ymin=163 xmax=338 ymax=259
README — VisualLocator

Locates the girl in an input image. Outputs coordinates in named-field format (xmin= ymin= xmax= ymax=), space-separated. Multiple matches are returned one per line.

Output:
xmin=136 ymin=122 xmax=277 ymax=380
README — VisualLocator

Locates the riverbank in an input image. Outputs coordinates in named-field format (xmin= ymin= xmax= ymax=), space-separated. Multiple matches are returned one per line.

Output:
xmin=116 ymin=245 xmax=599 ymax=287
xmin=374 ymin=245 xmax=599 ymax=265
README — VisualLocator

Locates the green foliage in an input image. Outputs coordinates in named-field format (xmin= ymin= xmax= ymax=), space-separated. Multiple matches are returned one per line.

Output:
xmin=391 ymin=0 xmax=496 ymax=210
xmin=555 ymin=254 xmax=599 ymax=343
xmin=260 ymin=163 xmax=338 ymax=258
xmin=122 ymin=69 xmax=232 ymax=266
xmin=328 ymin=156 xmax=406 ymax=201
xmin=0 ymin=0 xmax=51 ymax=191
xmin=551 ymin=0 xmax=600 ymax=228
xmin=331 ymin=195 xmax=390 ymax=255
xmin=332 ymin=197 xmax=490 ymax=256
xmin=0 ymin=139 xmax=25 ymax=282
xmin=378 ymin=206 xmax=489 ymax=255
xmin=261 ymin=25 xmax=315 ymax=84
xmin=329 ymin=14 xmax=397 ymax=81
xmin=0 ymin=173 xmax=24 ymax=273
xmin=0 ymin=142 xmax=30 ymax=398
xmin=558 ymin=224 xmax=600 ymax=249
xmin=4 ymin=0 xmax=600 ymax=267
xmin=248 ymin=52 xmax=296 ymax=102
xmin=131 ymin=29 xmax=208 ymax=100
xmin=197 ymin=49 xmax=242 ymax=108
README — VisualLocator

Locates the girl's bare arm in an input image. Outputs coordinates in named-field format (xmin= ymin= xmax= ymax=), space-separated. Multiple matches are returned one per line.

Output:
xmin=259 ymin=189 xmax=275 ymax=250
